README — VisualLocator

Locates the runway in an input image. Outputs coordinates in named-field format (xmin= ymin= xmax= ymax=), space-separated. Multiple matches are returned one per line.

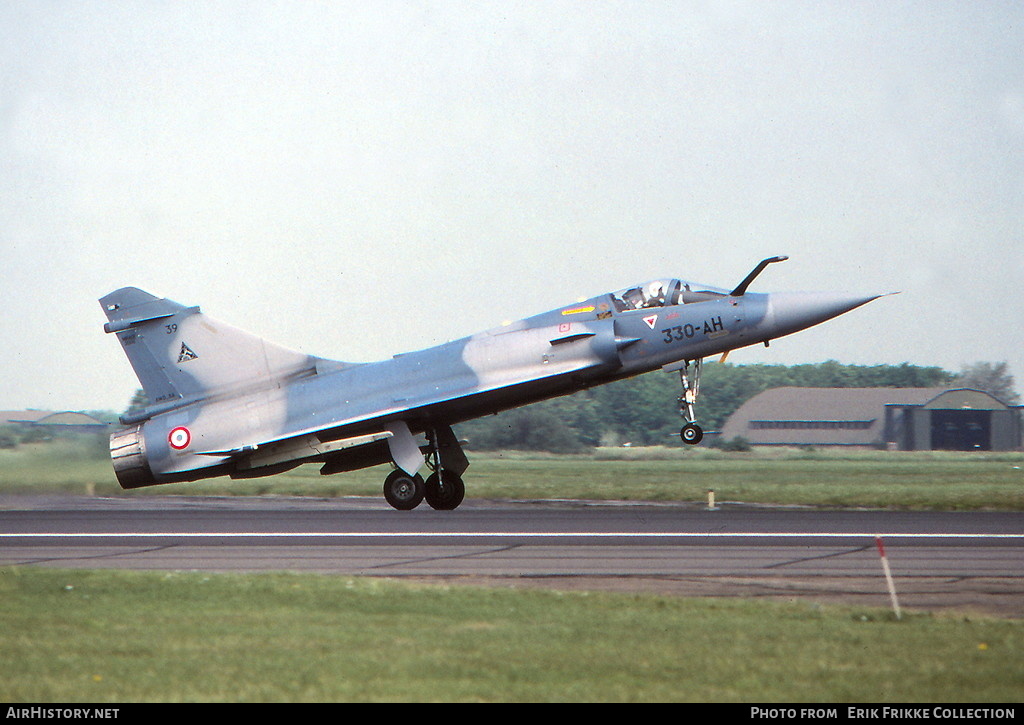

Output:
xmin=2 ymin=495 xmax=1022 ymax=617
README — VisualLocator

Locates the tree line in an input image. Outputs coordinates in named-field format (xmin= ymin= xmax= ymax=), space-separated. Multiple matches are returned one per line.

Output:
xmin=455 ymin=360 xmax=1016 ymax=452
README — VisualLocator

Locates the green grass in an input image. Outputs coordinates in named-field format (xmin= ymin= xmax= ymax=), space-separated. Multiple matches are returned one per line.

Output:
xmin=2 ymin=442 xmax=1022 ymax=510
xmin=1 ymin=568 xmax=1021 ymax=703
xmin=3 ymin=447 xmax=1022 ymax=702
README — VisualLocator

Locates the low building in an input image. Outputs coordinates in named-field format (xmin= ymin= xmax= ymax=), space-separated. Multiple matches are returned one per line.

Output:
xmin=1 ymin=410 xmax=110 ymax=434
xmin=720 ymin=388 xmax=1022 ymax=451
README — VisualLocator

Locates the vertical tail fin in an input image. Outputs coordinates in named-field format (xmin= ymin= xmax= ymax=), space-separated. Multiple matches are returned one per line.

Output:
xmin=100 ymin=288 xmax=319 ymax=408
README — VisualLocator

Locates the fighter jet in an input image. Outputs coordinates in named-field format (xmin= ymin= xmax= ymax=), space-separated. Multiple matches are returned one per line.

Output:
xmin=101 ymin=256 xmax=881 ymax=510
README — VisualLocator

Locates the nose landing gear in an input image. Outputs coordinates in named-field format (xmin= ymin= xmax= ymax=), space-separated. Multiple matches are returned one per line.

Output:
xmin=677 ymin=358 xmax=704 ymax=445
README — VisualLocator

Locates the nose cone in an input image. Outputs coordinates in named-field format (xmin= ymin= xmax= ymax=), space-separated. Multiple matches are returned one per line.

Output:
xmin=760 ymin=292 xmax=883 ymax=339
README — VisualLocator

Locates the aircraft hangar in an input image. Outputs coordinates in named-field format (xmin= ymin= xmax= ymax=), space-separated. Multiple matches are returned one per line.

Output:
xmin=1 ymin=410 xmax=109 ymax=434
xmin=719 ymin=387 xmax=1023 ymax=451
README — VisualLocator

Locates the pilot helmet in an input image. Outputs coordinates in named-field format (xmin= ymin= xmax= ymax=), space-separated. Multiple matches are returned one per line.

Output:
xmin=646 ymin=281 xmax=665 ymax=301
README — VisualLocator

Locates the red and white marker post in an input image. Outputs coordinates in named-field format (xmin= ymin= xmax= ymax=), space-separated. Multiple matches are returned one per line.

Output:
xmin=875 ymin=535 xmax=902 ymax=620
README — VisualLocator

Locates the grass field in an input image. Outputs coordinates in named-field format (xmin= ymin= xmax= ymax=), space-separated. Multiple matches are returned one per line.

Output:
xmin=2 ymin=440 xmax=1022 ymax=510
xmin=2 ymin=568 xmax=1022 ymax=703
xmin=3 ymin=442 xmax=1022 ymax=702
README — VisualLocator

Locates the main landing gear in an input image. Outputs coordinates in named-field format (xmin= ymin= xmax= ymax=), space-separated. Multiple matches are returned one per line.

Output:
xmin=383 ymin=425 xmax=468 ymax=511
xmin=677 ymin=358 xmax=704 ymax=445
xmin=383 ymin=469 xmax=425 ymax=510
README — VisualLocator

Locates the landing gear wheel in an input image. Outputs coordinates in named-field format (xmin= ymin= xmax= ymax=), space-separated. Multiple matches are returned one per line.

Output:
xmin=680 ymin=423 xmax=704 ymax=445
xmin=424 ymin=470 xmax=465 ymax=510
xmin=675 ymin=359 xmax=704 ymax=446
xmin=383 ymin=470 xmax=425 ymax=510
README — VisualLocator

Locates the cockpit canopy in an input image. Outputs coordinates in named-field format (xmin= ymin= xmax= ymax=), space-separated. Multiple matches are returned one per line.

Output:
xmin=609 ymin=278 xmax=729 ymax=311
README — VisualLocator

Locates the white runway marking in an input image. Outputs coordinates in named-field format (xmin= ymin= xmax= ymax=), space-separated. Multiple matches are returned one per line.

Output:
xmin=3 ymin=532 xmax=1022 ymax=539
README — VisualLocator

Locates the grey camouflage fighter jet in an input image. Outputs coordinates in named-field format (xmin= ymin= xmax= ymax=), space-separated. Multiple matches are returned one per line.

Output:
xmin=102 ymin=256 xmax=882 ymax=510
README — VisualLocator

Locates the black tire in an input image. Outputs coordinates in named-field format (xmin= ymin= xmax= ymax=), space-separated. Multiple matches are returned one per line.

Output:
xmin=383 ymin=470 xmax=425 ymax=510
xmin=680 ymin=423 xmax=704 ymax=445
xmin=424 ymin=470 xmax=465 ymax=510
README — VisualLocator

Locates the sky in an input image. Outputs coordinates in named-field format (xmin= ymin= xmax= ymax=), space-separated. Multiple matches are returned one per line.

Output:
xmin=2 ymin=1 xmax=1022 ymax=414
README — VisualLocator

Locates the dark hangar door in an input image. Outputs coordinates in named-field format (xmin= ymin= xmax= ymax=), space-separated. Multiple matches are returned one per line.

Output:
xmin=930 ymin=410 xmax=992 ymax=451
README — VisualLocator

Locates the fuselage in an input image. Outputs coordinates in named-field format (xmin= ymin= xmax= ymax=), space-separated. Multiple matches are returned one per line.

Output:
xmin=109 ymin=278 xmax=878 ymax=487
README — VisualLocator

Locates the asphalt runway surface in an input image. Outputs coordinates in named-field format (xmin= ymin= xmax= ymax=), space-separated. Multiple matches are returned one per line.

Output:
xmin=2 ymin=495 xmax=1022 ymax=618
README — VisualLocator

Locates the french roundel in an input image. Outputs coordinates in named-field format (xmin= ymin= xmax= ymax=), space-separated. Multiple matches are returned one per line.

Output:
xmin=168 ymin=426 xmax=191 ymax=450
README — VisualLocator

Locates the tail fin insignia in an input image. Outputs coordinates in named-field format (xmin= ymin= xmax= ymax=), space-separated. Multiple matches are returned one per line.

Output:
xmin=177 ymin=343 xmax=199 ymax=363
xmin=100 ymin=287 xmax=318 ymax=408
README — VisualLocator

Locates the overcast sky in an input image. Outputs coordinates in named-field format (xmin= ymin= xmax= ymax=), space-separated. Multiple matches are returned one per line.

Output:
xmin=2 ymin=1 xmax=1022 ymax=413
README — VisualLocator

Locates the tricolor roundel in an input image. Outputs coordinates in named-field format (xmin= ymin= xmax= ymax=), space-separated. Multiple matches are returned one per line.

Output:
xmin=168 ymin=426 xmax=192 ymax=450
